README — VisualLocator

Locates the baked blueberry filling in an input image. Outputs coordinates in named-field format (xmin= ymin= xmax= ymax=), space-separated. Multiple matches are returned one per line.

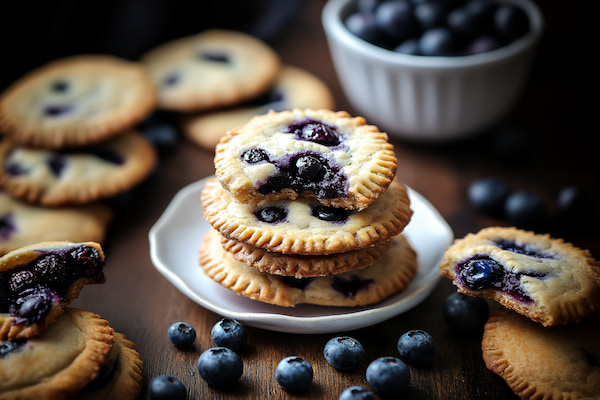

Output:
xmin=332 ymin=276 xmax=373 ymax=297
xmin=83 ymin=352 xmax=120 ymax=392
xmin=284 ymin=119 xmax=342 ymax=147
xmin=162 ymin=72 xmax=180 ymax=87
xmin=242 ymin=148 xmax=270 ymax=164
xmin=0 ymin=245 xmax=105 ymax=326
xmin=0 ymin=214 xmax=16 ymax=240
xmin=312 ymin=205 xmax=351 ymax=222
xmin=456 ymin=255 xmax=548 ymax=303
xmin=282 ymin=276 xmax=313 ymax=290
xmin=255 ymin=206 xmax=287 ymax=223
xmin=493 ymin=239 xmax=554 ymax=258
xmin=86 ymin=148 xmax=125 ymax=165
xmin=199 ymin=51 xmax=230 ymax=63
xmin=0 ymin=339 xmax=26 ymax=358
xmin=43 ymin=105 xmax=73 ymax=117
xmin=582 ymin=348 xmax=600 ymax=367
xmin=50 ymin=80 xmax=69 ymax=93
xmin=48 ymin=155 xmax=67 ymax=177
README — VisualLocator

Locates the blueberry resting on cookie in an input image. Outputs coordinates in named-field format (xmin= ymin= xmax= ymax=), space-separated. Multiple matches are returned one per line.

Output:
xmin=0 ymin=241 xmax=105 ymax=340
xmin=439 ymin=227 xmax=600 ymax=326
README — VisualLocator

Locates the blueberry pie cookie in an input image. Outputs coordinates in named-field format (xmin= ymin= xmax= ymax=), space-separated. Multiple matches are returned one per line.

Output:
xmin=199 ymin=229 xmax=417 ymax=307
xmin=141 ymin=29 xmax=281 ymax=112
xmin=0 ymin=130 xmax=157 ymax=206
xmin=0 ymin=308 xmax=114 ymax=399
xmin=180 ymin=65 xmax=335 ymax=151
xmin=214 ymin=109 xmax=398 ymax=210
xmin=201 ymin=177 xmax=412 ymax=255
xmin=0 ymin=190 xmax=113 ymax=256
xmin=482 ymin=309 xmax=600 ymax=400
xmin=439 ymin=227 xmax=600 ymax=326
xmin=0 ymin=241 xmax=105 ymax=341
xmin=0 ymin=55 xmax=157 ymax=149
xmin=220 ymin=236 xmax=391 ymax=278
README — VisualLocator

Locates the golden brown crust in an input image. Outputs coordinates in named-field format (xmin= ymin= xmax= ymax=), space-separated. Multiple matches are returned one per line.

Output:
xmin=482 ymin=309 xmax=600 ymax=400
xmin=213 ymin=109 xmax=397 ymax=210
xmin=199 ymin=229 xmax=418 ymax=307
xmin=201 ymin=177 xmax=412 ymax=255
xmin=0 ymin=308 xmax=115 ymax=400
xmin=439 ymin=227 xmax=600 ymax=326
xmin=0 ymin=54 xmax=157 ymax=149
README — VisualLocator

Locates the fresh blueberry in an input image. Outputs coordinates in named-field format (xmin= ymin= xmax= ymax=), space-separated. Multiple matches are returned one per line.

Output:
xmin=211 ymin=318 xmax=247 ymax=352
xmin=443 ymin=292 xmax=489 ymax=334
xmin=148 ymin=375 xmax=187 ymax=400
xmin=312 ymin=205 xmax=350 ymax=222
xmin=345 ymin=12 xmax=381 ymax=45
xmin=467 ymin=35 xmax=502 ymax=54
xmin=167 ymin=322 xmax=196 ymax=348
xmin=494 ymin=3 xmax=530 ymax=41
xmin=275 ymin=356 xmax=313 ymax=393
xmin=197 ymin=347 xmax=243 ymax=387
xmin=556 ymin=185 xmax=594 ymax=219
xmin=418 ymin=27 xmax=456 ymax=56
xmin=459 ymin=257 xmax=505 ymax=290
xmin=374 ymin=0 xmax=414 ymax=43
xmin=394 ymin=38 xmax=420 ymax=55
xmin=504 ymin=190 xmax=547 ymax=228
xmin=357 ymin=0 xmax=385 ymax=14
xmin=323 ymin=336 xmax=365 ymax=371
xmin=142 ymin=122 xmax=179 ymax=156
xmin=446 ymin=6 xmax=483 ymax=42
xmin=468 ymin=177 xmax=510 ymax=216
xmin=255 ymin=206 xmax=287 ymax=223
xmin=414 ymin=2 xmax=445 ymax=30
xmin=339 ymin=385 xmax=375 ymax=400
xmin=397 ymin=329 xmax=435 ymax=366
xmin=366 ymin=357 xmax=410 ymax=397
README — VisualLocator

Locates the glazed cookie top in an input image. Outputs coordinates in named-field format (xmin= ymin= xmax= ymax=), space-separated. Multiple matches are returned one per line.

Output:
xmin=0 ymin=308 xmax=114 ymax=399
xmin=200 ymin=229 xmax=418 ymax=307
xmin=141 ymin=29 xmax=281 ymax=112
xmin=0 ymin=241 xmax=106 ymax=340
xmin=0 ymin=55 xmax=157 ymax=149
xmin=180 ymin=65 xmax=336 ymax=151
xmin=439 ymin=227 xmax=600 ymax=326
xmin=482 ymin=309 xmax=600 ymax=400
xmin=214 ymin=109 xmax=398 ymax=210
xmin=0 ymin=190 xmax=113 ymax=256
xmin=201 ymin=177 xmax=412 ymax=255
xmin=0 ymin=130 xmax=157 ymax=206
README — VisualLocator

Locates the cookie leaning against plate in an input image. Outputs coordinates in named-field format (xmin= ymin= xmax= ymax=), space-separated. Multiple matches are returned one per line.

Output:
xmin=201 ymin=177 xmax=412 ymax=255
xmin=220 ymin=236 xmax=392 ymax=278
xmin=0 ymin=241 xmax=105 ymax=341
xmin=199 ymin=229 xmax=417 ymax=307
xmin=0 ymin=130 xmax=157 ymax=206
xmin=0 ymin=308 xmax=114 ymax=400
xmin=141 ymin=29 xmax=281 ymax=112
xmin=214 ymin=109 xmax=398 ymax=210
xmin=0 ymin=54 xmax=157 ymax=149
xmin=482 ymin=309 xmax=600 ymax=400
xmin=439 ymin=227 xmax=600 ymax=326
xmin=0 ymin=190 xmax=113 ymax=256
xmin=180 ymin=65 xmax=336 ymax=151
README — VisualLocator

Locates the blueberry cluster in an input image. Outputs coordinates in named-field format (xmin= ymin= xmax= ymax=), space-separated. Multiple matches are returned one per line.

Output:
xmin=468 ymin=178 xmax=596 ymax=233
xmin=443 ymin=291 xmax=489 ymax=333
xmin=345 ymin=0 xmax=531 ymax=56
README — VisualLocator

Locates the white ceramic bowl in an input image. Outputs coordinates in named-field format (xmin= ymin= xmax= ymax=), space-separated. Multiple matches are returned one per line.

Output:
xmin=322 ymin=0 xmax=544 ymax=141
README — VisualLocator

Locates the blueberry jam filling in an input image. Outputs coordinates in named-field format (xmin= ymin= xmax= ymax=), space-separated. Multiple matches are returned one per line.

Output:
xmin=0 ymin=339 xmax=26 ymax=358
xmin=282 ymin=277 xmax=313 ymax=290
xmin=0 ymin=214 xmax=16 ymax=240
xmin=582 ymin=348 xmax=600 ymax=367
xmin=242 ymin=148 xmax=270 ymax=164
xmin=50 ymin=80 xmax=69 ymax=93
xmin=457 ymin=256 xmax=548 ymax=303
xmin=47 ymin=155 xmax=67 ymax=177
xmin=493 ymin=239 xmax=554 ymax=258
xmin=199 ymin=51 xmax=230 ymax=63
xmin=332 ymin=276 xmax=373 ymax=297
xmin=312 ymin=205 xmax=351 ymax=222
xmin=162 ymin=72 xmax=180 ymax=87
xmin=0 ymin=245 xmax=104 ymax=326
xmin=255 ymin=206 xmax=287 ymax=223
xmin=43 ymin=105 xmax=73 ymax=117
xmin=253 ymin=151 xmax=348 ymax=201
xmin=284 ymin=119 xmax=342 ymax=147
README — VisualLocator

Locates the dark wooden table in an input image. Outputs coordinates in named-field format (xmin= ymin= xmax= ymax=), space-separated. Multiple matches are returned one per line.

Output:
xmin=65 ymin=1 xmax=596 ymax=399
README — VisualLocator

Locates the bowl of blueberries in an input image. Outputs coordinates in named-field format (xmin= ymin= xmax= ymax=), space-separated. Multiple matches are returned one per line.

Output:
xmin=322 ymin=0 xmax=544 ymax=141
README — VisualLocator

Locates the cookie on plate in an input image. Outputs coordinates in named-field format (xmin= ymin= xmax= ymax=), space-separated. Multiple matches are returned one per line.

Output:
xmin=482 ymin=309 xmax=600 ymax=400
xmin=0 ymin=55 xmax=157 ymax=149
xmin=0 ymin=190 xmax=113 ymax=256
xmin=439 ymin=227 xmax=600 ymax=326
xmin=180 ymin=65 xmax=336 ymax=151
xmin=201 ymin=177 xmax=412 ymax=255
xmin=199 ymin=229 xmax=417 ymax=307
xmin=220 ymin=236 xmax=391 ymax=278
xmin=141 ymin=29 xmax=281 ymax=112
xmin=0 ymin=308 xmax=115 ymax=399
xmin=214 ymin=109 xmax=398 ymax=210
xmin=0 ymin=241 xmax=106 ymax=341
xmin=75 ymin=331 xmax=143 ymax=400
xmin=0 ymin=130 xmax=157 ymax=206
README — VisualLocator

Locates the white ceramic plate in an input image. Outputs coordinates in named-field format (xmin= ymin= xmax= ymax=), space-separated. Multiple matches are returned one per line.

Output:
xmin=149 ymin=177 xmax=453 ymax=334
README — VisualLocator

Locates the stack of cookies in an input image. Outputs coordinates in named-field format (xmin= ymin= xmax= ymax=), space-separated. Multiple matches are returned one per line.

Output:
xmin=140 ymin=29 xmax=335 ymax=151
xmin=0 ymin=241 xmax=143 ymax=398
xmin=199 ymin=109 xmax=418 ymax=307
xmin=439 ymin=227 xmax=600 ymax=399
xmin=0 ymin=54 xmax=159 ymax=255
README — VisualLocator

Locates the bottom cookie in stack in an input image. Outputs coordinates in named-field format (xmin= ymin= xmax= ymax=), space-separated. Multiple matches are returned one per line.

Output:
xmin=0 ymin=308 xmax=143 ymax=400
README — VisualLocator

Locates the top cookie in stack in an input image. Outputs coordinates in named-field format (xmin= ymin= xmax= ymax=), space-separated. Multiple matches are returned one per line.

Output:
xmin=200 ymin=109 xmax=418 ymax=307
